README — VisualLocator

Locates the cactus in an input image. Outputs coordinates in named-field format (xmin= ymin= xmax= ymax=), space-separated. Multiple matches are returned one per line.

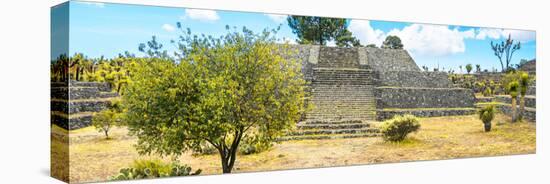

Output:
xmin=478 ymin=105 xmax=495 ymax=132
xmin=519 ymin=72 xmax=530 ymax=120
xmin=111 ymin=160 xmax=201 ymax=181
xmin=508 ymin=81 xmax=519 ymax=122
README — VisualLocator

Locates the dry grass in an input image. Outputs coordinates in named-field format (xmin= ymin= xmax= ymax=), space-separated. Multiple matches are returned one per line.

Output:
xmin=51 ymin=114 xmax=536 ymax=183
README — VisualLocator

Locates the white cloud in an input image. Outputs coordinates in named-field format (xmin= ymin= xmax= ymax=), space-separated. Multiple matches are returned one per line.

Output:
xmin=349 ymin=20 xmax=535 ymax=57
xmin=76 ymin=2 xmax=105 ymax=8
xmin=162 ymin=24 xmax=175 ymax=32
xmin=475 ymin=28 xmax=502 ymax=40
xmin=350 ymin=21 xmax=474 ymax=56
xmin=182 ymin=9 xmax=220 ymax=21
xmin=475 ymin=28 xmax=535 ymax=42
xmin=265 ymin=14 xmax=288 ymax=23
xmin=348 ymin=20 xmax=386 ymax=46
xmin=387 ymin=24 xmax=475 ymax=56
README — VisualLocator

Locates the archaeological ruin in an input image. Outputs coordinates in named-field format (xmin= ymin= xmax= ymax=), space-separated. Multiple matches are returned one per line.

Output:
xmin=51 ymin=81 xmax=118 ymax=130
xmin=51 ymin=46 xmax=481 ymax=135
xmin=283 ymin=45 xmax=477 ymax=140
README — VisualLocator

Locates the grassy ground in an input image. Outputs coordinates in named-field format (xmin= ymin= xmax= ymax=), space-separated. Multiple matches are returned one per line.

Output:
xmin=51 ymin=114 xmax=536 ymax=183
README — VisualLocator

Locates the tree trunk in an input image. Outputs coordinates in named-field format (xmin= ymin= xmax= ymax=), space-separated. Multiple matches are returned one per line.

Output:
xmin=220 ymin=152 xmax=230 ymax=173
xmin=218 ymin=132 xmax=243 ymax=174
xmin=519 ymin=95 xmax=525 ymax=121
xmin=219 ymin=148 xmax=236 ymax=173
xmin=511 ymin=97 xmax=517 ymax=122
xmin=104 ymin=130 xmax=109 ymax=139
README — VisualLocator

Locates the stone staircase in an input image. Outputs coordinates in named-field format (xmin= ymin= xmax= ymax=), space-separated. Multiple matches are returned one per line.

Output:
xmin=282 ymin=47 xmax=379 ymax=140
xmin=307 ymin=68 xmax=377 ymax=120
xmin=279 ymin=120 xmax=380 ymax=141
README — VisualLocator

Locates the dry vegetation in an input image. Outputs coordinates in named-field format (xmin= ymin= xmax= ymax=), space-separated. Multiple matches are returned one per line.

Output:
xmin=51 ymin=114 xmax=536 ymax=183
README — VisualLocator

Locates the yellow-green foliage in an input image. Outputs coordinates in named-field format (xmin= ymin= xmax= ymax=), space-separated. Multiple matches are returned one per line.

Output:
xmin=111 ymin=159 xmax=201 ymax=180
xmin=92 ymin=99 xmax=124 ymax=139
xmin=123 ymin=25 xmax=307 ymax=173
xmin=482 ymin=87 xmax=493 ymax=97
xmin=508 ymin=81 xmax=519 ymax=98
xmin=478 ymin=105 xmax=495 ymax=124
xmin=82 ymin=58 xmax=136 ymax=94
xmin=519 ymin=72 xmax=530 ymax=96
xmin=380 ymin=114 xmax=421 ymax=142
xmin=239 ymin=135 xmax=274 ymax=155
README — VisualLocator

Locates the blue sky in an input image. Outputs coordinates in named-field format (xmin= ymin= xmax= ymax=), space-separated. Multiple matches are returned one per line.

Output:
xmin=54 ymin=1 xmax=536 ymax=73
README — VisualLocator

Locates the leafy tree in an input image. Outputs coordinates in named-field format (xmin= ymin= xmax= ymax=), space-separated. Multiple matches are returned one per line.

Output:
xmin=519 ymin=72 xmax=530 ymax=120
xmin=51 ymin=54 xmax=70 ymax=82
xmin=491 ymin=34 xmax=521 ymax=72
xmin=287 ymin=16 xmax=359 ymax=46
xmin=476 ymin=64 xmax=481 ymax=73
xmin=69 ymin=53 xmax=84 ymax=81
xmin=92 ymin=99 xmax=124 ymax=139
xmin=335 ymin=29 xmax=361 ymax=47
xmin=139 ymin=36 xmax=170 ymax=59
xmin=124 ymin=25 xmax=307 ymax=173
xmin=508 ymin=81 xmax=519 ymax=122
xmin=465 ymin=64 xmax=473 ymax=74
xmin=381 ymin=35 xmax=403 ymax=49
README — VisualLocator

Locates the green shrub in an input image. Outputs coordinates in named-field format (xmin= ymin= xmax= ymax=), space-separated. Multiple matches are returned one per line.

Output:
xmin=239 ymin=135 xmax=274 ymax=155
xmin=92 ymin=99 xmax=123 ymax=139
xmin=482 ymin=87 xmax=492 ymax=97
xmin=380 ymin=114 xmax=421 ymax=142
xmin=111 ymin=159 xmax=201 ymax=180
xmin=478 ymin=105 xmax=495 ymax=132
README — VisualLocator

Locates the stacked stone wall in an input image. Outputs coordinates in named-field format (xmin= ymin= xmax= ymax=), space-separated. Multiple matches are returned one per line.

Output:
xmin=51 ymin=81 xmax=118 ymax=130
xmin=375 ymin=87 xmax=475 ymax=109
xmin=376 ymin=71 xmax=452 ymax=88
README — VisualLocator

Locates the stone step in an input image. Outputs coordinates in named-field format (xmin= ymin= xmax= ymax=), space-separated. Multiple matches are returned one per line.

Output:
xmin=309 ymin=108 xmax=376 ymax=111
xmin=51 ymin=112 xmax=93 ymax=130
xmin=296 ymin=122 xmax=371 ymax=130
xmin=312 ymin=81 xmax=375 ymax=85
xmin=51 ymin=88 xmax=118 ymax=100
xmin=305 ymin=116 xmax=376 ymax=121
xmin=278 ymin=133 xmax=381 ymax=141
xmin=51 ymin=82 xmax=112 ymax=91
xmin=301 ymin=119 xmax=366 ymax=124
xmin=305 ymin=113 xmax=376 ymax=117
xmin=289 ymin=128 xmax=380 ymax=136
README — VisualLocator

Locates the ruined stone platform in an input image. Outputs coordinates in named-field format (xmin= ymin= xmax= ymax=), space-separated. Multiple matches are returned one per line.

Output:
xmin=280 ymin=45 xmax=476 ymax=140
xmin=51 ymin=81 xmax=119 ymax=130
